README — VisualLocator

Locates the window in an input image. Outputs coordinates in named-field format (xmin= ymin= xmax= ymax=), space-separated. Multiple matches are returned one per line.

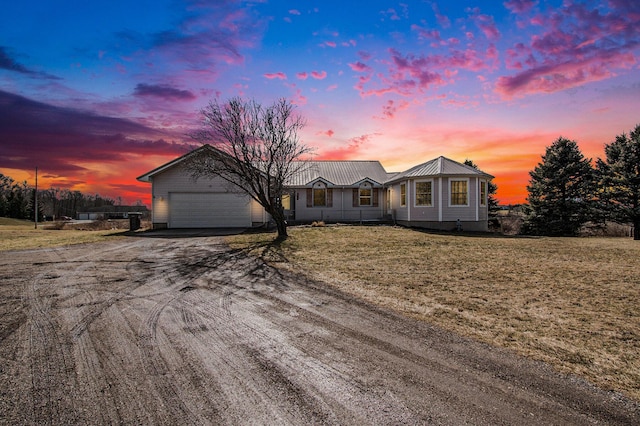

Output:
xmin=479 ymin=181 xmax=486 ymax=206
xmin=359 ymin=187 xmax=372 ymax=206
xmin=307 ymin=183 xmax=332 ymax=208
xmin=450 ymin=180 xmax=468 ymax=206
xmin=400 ymin=183 xmax=406 ymax=207
xmin=313 ymin=188 xmax=326 ymax=206
xmin=415 ymin=181 xmax=432 ymax=206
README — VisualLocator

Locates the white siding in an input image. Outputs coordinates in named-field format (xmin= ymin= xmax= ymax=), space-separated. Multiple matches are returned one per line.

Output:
xmin=150 ymin=166 xmax=263 ymax=228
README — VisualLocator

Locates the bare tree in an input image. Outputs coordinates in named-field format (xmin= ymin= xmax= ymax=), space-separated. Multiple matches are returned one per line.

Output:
xmin=188 ymin=97 xmax=312 ymax=239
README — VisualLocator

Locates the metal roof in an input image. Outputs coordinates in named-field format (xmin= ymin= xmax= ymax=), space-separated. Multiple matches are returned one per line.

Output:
xmin=137 ymin=145 xmax=494 ymax=187
xmin=386 ymin=156 xmax=493 ymax=183
xmin=286 ymin=161 xmax=389 ymax=186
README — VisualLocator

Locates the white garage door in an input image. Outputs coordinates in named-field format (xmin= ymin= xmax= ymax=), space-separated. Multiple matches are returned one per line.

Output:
xmin=169 ymin=192 xmax=251 ymax=228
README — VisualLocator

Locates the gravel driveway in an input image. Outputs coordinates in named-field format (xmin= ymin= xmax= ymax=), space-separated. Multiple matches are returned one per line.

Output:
xmin=0 ymin=231 xmax=637 ymax=425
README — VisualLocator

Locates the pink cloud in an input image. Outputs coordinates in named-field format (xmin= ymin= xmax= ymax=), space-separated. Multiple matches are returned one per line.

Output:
xmin=474 ymin=14 xmax=501 ymax=40
xmin=264 ymin=72 xmax=287 ymax=80
xmin=495 ymin=52 xmax=635 ymax=98
xmin=316 ymin=133 xmax=379 ymax=160
xmin=355 ymin=43 xmax=500 ymax=98
xmin=349 ymin=61 xmax=372 ymax=72
xmin=503 ymin=0 xmax=538 ymax=14
xmin=289 ymin=9 xmax=301 ymax=15
xmin=382 ymin=8 xmax=401 ymax=21
xmin=411 ymin=24 xmax=441 ymax=42
xmin=358 ymin=51 xmax=372 ymax=60
xmin=311 ymin=70 xmax=327 ymax=79
xmin=496 ymin=1 xmax=640 ymax=97
xmin=317 ymin=129 xmax=334 ymax=137
xmin=296 ymin=72 xmax=308 ymax=80
xmin=431 ymin=3 xmax=451 ymax=28
xmin=290 ymin=88 xmax=307 ymax=105
xmin=381 ymin=99 xmax=410 ymax=119
xmin=323 ymin=41 xmax=337 ymax=48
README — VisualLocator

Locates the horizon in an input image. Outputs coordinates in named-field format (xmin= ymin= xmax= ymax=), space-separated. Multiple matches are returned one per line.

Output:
xmin=1 ymin=1 xmax=639 ymax=207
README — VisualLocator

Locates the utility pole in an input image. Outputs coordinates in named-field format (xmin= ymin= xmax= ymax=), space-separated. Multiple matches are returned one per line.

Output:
xmin=34 ymin=167 xmax=38 ymax=229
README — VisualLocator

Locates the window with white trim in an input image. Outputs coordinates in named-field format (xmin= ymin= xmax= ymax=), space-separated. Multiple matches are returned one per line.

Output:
xmin=479 ymin=180 xmax=487 ymax=207
xmin=415 ymin=180 xmax=433 ymax=206
xmin=400 ymin=183 xmax=406 ymax=207
xmin=450 ymin=179 xmax=468 ymax=206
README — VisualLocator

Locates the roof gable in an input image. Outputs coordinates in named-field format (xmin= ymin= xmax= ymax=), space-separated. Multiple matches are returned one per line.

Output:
xmin=137 ymin=144 xmax=211 ymax=182
xmin=387 ymin=156 xmax=493 ymax=182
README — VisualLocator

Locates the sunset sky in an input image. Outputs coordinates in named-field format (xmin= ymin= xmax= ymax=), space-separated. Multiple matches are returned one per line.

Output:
xmin=1 ymin=0 xmax=639 ymax=205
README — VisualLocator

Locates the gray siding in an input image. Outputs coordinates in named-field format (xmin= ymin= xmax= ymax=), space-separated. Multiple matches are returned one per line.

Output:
xmin=389 ymin=177 xmax=488 ymax=229
xmin=293 ymin=188 xmax=385 ymax=222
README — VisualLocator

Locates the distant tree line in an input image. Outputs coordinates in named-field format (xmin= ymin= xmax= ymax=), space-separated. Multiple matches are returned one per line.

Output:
xmin=0 ymin=173 xmax=120 ymax=221
xmin=523 ymin=124 xmax=640 ymax=239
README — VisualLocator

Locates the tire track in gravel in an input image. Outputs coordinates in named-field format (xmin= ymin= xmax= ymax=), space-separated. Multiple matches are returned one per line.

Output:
xmin=62 ymin=240 xmax=158 ymax=425
xmin=168 ymin=246 xmax=418 ymax=424
xmin=26 ymin=247 xmax=83 ymax=425
xmin=135 ymin=240 xmax=222 ymax=424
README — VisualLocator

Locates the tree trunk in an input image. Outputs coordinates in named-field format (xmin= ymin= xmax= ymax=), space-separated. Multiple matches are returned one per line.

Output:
xmin=634 ymin=218 xmax=639 ymax=240
xmin=269 ymin=206 xmax=288 ymax=240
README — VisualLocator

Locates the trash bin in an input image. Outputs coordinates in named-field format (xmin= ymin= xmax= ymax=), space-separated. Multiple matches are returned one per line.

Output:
xmin=128 ymin=212 xmax=143 ymax=231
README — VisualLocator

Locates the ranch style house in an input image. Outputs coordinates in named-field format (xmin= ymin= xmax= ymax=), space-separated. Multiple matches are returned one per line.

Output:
xmin=137 ymin=144 xmax=494 ymax=231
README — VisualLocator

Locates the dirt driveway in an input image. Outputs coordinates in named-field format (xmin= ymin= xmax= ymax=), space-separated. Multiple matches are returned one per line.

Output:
xmin=0 ymin=232 xmax=637 ymax=425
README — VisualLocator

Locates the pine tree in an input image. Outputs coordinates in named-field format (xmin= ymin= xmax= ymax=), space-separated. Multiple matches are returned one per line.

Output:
xmin=524 ymin=137 xmax=594 ymax=236
xmin=463 ymin=159 xmax=499 ymax=212
xmin=597 ymin=125 xmax=640 ymax=240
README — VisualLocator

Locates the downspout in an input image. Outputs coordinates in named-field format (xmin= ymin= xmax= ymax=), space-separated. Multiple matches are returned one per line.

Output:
xmin=407 ymin=179 xmax=411 ymax=222
xmin=475 ymin=178 xmax=479 ymax=222
xmin=438 ymin=177 xmax=442 ymax=222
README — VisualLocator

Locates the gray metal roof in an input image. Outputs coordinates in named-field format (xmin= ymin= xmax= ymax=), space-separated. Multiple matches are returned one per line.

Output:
xmin=138 ymin=145 xmax=494 ymax=187
xmin=386 ymin=156 xmax=493 ymax=183
xmin=286 ymin=161 xmax=389 ymax=187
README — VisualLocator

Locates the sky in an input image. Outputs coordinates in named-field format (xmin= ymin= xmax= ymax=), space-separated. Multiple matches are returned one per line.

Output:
xmin=1 ymin=0 xmax=639 ymax=206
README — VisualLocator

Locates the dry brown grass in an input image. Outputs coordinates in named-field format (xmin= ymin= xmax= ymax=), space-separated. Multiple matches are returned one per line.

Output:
xmin=228 ymin=225 xmax=640 ymax=401
xmin=0 ymin=218 xmax=128 ymax=251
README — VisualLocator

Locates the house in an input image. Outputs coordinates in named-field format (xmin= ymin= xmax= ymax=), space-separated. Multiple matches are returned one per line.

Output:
xmin=137 ymin=145 xmax=494 ymax=231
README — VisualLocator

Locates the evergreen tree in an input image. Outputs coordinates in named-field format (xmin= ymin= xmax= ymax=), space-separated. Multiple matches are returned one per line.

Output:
xmin=464 ymin=159 xmax=499 ymax=212
xmin=597 ymin=125 xmax=640 ymax=240
xmin=523 ymin=137 xmax=594 ymax=236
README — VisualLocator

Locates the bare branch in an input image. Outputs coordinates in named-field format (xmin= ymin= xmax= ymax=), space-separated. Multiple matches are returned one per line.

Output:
xmin=187 ymin=97 xmax=313 ymax=238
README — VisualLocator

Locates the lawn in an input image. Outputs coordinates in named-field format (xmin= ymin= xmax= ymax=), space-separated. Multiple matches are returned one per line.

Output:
xmin=0 ymin=217 xmax=126 ymax=251
xmin=227 ymin=225 xmax=640 ymax=401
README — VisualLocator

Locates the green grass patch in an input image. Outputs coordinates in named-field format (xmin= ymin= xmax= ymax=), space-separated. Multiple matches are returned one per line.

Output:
xmin=228 ymin=225 xmax=640 ymax=401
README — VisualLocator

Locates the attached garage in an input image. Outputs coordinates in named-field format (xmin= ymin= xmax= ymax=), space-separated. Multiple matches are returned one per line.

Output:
xmin=168 ymin=192 xmax=251 ymax=228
